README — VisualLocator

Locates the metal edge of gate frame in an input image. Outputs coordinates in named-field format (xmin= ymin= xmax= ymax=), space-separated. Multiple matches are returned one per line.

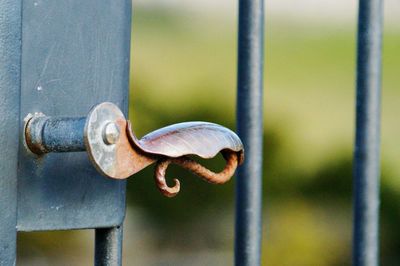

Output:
xmin=235 ymin=0 xmax=264 ymax=265
xmin=0 ymin=0 xmax=22 ymax=264
xmin=353 ymin=0 xmax=383 ymax=265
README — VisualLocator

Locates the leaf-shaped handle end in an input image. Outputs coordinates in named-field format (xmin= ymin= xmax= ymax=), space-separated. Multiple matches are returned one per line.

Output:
xmin=126 ymin=121 xmax=244 ymax=197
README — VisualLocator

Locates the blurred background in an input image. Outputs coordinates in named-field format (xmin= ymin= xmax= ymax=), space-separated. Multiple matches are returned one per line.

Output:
xmin=17 ymin=0 xmax=400 ymax=265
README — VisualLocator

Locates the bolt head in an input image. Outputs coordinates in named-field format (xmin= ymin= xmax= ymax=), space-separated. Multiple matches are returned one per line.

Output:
xmin=103 ymin=122 xmax=120 ymax=145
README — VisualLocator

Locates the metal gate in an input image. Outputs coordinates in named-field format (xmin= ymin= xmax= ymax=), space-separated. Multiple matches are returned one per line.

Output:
xmin=0 ymin=0 xmax=384 ymax=265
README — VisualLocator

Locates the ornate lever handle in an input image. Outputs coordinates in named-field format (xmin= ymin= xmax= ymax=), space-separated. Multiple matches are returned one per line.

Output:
xmin=24 ymin=102 xmax=244 ymax=197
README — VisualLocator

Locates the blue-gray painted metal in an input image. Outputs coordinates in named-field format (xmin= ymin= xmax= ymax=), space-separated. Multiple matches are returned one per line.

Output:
xmin=40 ymin=117 xmax=86 ymax=152
xmin=17 ymin=0 xmax=131 ymax=231
xmin=234 ymin=0 xmax=264 ymax=265
xmin=0 ymin=0 xmax=22 ymax=263
xmin=95 ymin=226 xmax=123 ymax=266
xmin=353 ymin=0 xmax=383 ymax=265
xmin=28 ymin=117 xmax=86 ymax=153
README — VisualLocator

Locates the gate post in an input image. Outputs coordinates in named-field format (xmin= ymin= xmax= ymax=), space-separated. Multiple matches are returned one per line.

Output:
xmin=0 ymin=0 xmax=22 ymax=263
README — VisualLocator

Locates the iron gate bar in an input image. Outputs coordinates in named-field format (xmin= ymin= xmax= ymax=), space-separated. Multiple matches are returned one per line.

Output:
xmin=95 ymin=226 xmax=123 ymax=266
xmin=234 ymin=0 xmax=264 ymax=265
xmin=353 ymin=0 xmax=383 ymax=265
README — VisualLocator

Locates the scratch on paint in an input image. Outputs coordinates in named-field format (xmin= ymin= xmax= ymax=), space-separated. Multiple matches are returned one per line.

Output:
xmin=33 ymin=43 xmax=57 ymax=91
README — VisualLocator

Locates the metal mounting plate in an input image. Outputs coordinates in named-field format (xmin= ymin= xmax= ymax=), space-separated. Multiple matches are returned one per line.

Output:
xmin=17 ymin=0 xmax=131 ymax=231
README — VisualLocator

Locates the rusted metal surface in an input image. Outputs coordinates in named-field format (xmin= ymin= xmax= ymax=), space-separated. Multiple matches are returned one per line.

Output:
xmin=112 ymin=119 xmax=156 ymax=178
xmin=128 ymin=120 xmax=244 ymax=196
xmin=24 ymin=102 xmax=244 ymax=197
xmin=126 ymin=120 xmax=244 ymax=196
xmin=154 ymin=152 xmax=241 ymax=197
xmin=84 ymin=102 xmax=152 ymax=178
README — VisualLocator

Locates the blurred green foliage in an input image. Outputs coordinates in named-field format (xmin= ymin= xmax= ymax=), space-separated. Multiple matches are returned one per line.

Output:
xmin=18 ymin=6 xmax=400 ymax=266
xmin=127 ymin=7 xmax=400 ymax=266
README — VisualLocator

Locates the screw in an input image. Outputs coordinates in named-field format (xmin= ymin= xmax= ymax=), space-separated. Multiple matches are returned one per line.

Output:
xmin=103 ymin=122 xmax=120 ymax=145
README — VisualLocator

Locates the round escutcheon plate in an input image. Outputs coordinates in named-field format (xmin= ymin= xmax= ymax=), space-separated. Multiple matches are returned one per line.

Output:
xmin=84 ymin=102 xmax=126 ymax=178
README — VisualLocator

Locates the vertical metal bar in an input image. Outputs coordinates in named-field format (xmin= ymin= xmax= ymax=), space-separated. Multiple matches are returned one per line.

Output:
xmin=353 ymin=0 xmax=383 ymax=265
xmin=0 ymin=0 xmax=22 ymax=263
xmin=95 ymin=226 xmax=123 ymax=266
xmin=234 ymin=0 xmax=264 ymax=264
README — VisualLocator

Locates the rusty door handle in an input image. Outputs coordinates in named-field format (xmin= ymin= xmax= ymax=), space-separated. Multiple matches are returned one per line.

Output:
xmin=24 ymin=102 xmax=244 ymax=197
